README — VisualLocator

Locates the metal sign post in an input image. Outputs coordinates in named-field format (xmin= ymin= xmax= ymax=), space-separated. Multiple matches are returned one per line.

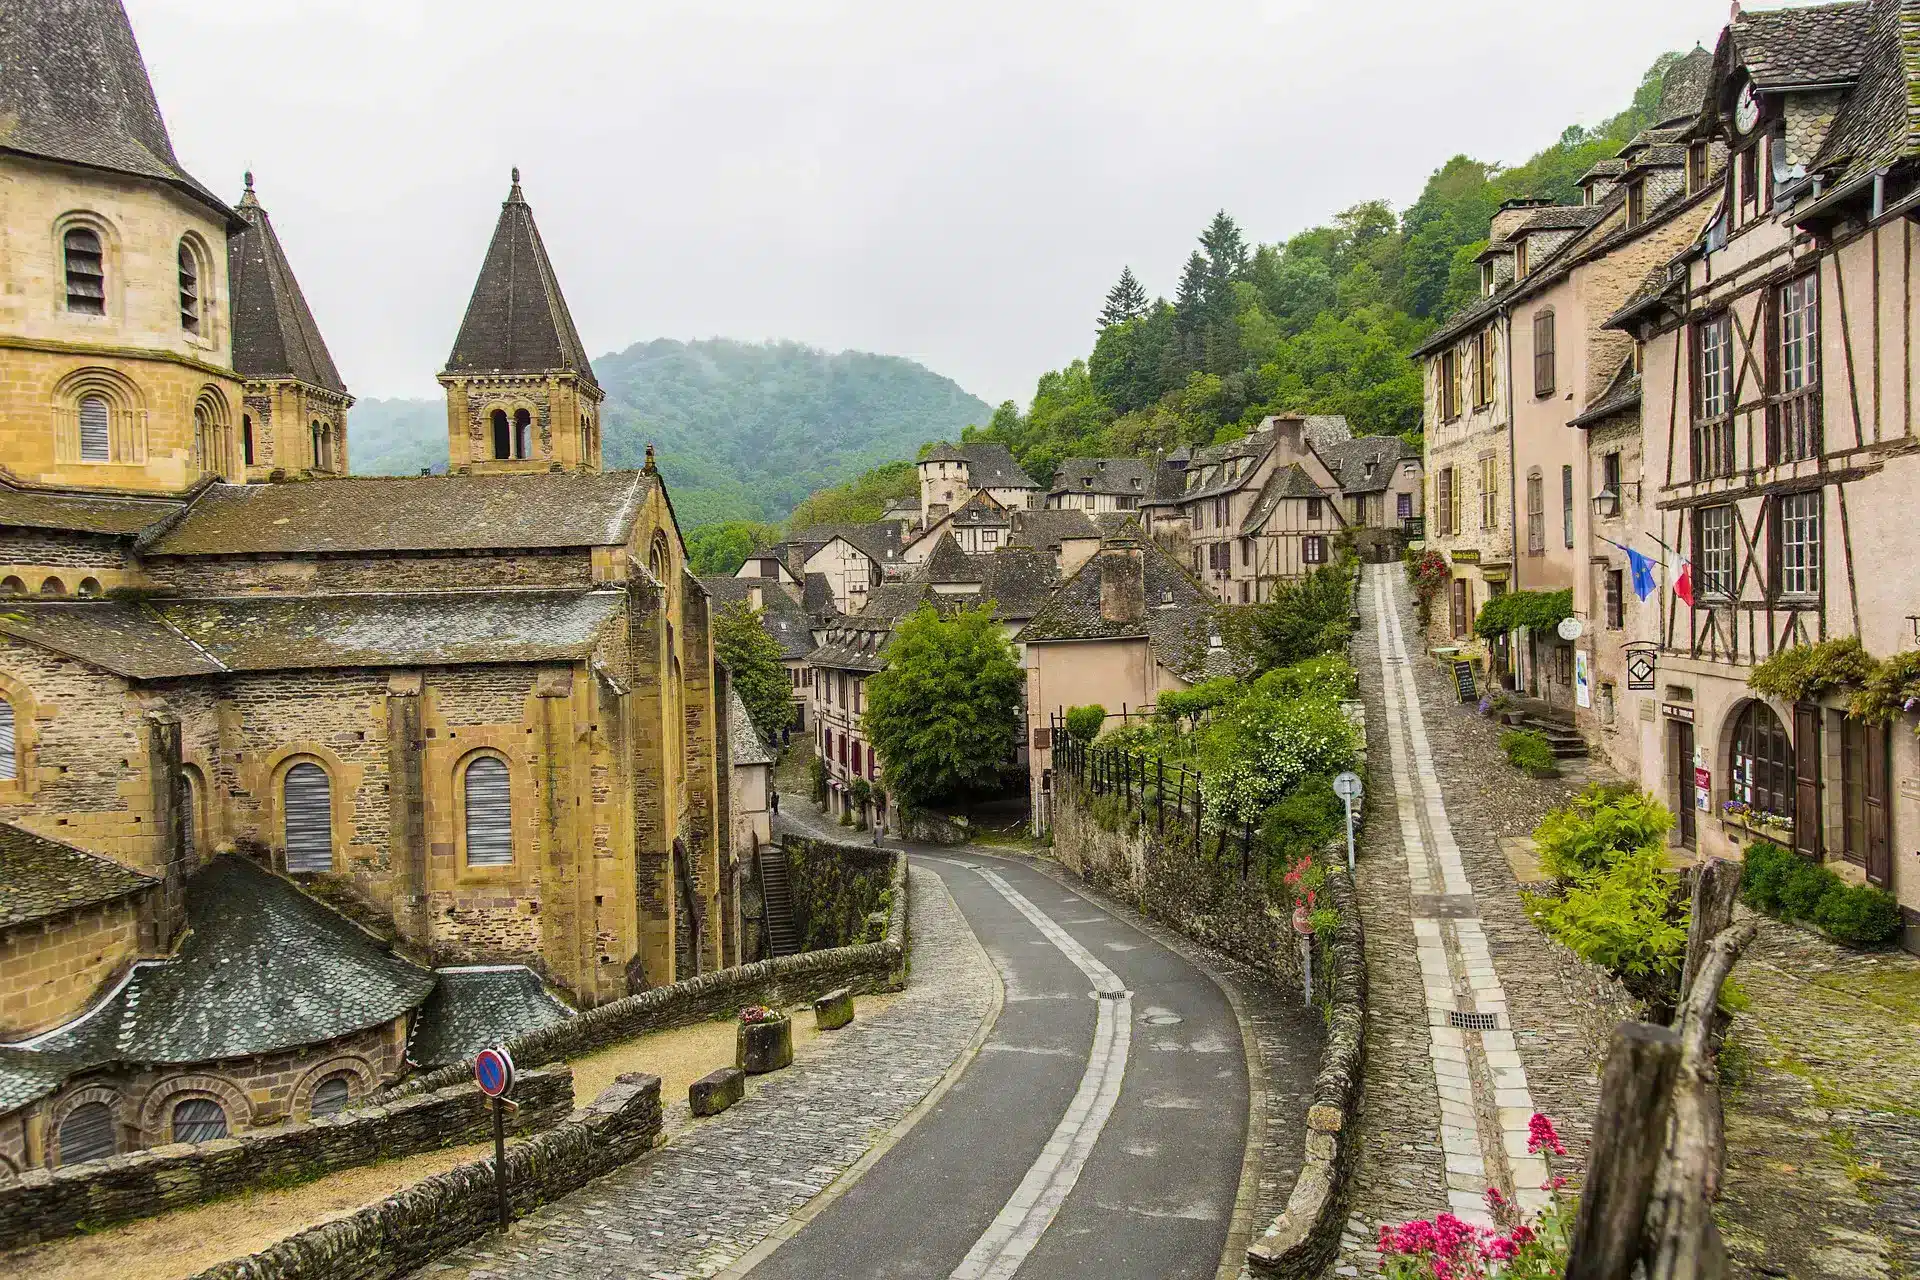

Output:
xmin=1332 ymin=771 xmax=1363 ymax=875
xmin=474 ymin=1045 xmax=516 ymax=1228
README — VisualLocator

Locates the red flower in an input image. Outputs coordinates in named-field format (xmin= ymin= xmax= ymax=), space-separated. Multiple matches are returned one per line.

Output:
xmin=1528 ymin=1112 xmax=1567 ymax=1156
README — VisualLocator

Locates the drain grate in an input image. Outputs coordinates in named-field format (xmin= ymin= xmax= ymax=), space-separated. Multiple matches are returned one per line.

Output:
xmin=1449 ymin=1011 xmax=1500 ymax=1030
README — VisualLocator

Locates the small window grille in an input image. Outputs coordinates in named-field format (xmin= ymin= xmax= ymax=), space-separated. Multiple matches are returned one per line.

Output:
xmin=284 ymin=761 xmax=333 ymax=872
xmin=171 ymin=1097 xmax=228 ymax=1143
xmin=57 ymin=1102 xmax=115 ymax=1165
xmin=78 ymin=396 xmax=111 ymax=462
xmin=1448 ymin=1011 xmax=1499 ymax=1031
xmin=64 ymin=228 xmax=105 ymax=314
xmin=464 ymin=756 xmax=513 ymax=867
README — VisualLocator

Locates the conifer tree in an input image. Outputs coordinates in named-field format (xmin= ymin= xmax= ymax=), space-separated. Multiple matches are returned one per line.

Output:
xmin=1098 ymin=266 xmax=1149 ymax=329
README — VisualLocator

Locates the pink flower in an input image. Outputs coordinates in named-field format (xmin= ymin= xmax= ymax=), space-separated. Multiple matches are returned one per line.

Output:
xmin=1510 ymin=1224 xmax=1536 ymax=1246
xmin=1483 ymin=1235 xmax=1517 ymax=1262
xmin=1528 ymin=1112 xmax=1567 ymax=1156
xmin=1483 ymin=1186 xmax=1507 ymax=1211
xmin=1543 ymin=1174 xmax=1570 ymax=1192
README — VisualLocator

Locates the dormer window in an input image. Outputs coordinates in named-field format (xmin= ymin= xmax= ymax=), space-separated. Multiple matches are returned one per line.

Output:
xmin=1687 ymin=142 xmax=1709 ymax=194
xmin=1514 ymin=239 xmax=1529 ymax=279
xmin=1481 ymin=261 xmax=1496 ymax=297
xmin=1626 ymin=180 xmax=1645 ymax=227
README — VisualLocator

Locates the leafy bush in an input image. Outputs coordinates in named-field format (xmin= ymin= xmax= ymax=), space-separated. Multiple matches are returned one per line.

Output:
xmin=1501 ymin=729 xmax=1560 ymax=778
xmin=1526 ymin=845 xmax=1689 ymax=997
xmin=1252 ymin=653 xmax=1356 ymax=701
xmin=1533 ymin=786 xmax=1673 ymax=882
xmin=1475 ymin=589 xmax=1573 ymax=640
xmin=1260 ymin=776 xmax=1346 ymax=867
xmin=1849 ymin=649 xmax=1920 ymax=725
xmin=1748 ymin=636 xmax=1877 ymax=703
xmin=1155 ymin=679 xmax=1237 ymax=727
xmin=1219 ymin=560 xmax=1357 ymax=671
xmin=1404 ymin=547 xmax=1450 ymax=625
xmin=1201 ymin=689 xmax=1359 ymax=826
xmin=1064 ymin=704 xmax=1107 ymax=744
xmin=1743 ymin=839 xmax=1902 ymax=946
xmin=808 ymin=754 xmax=829 ymax=804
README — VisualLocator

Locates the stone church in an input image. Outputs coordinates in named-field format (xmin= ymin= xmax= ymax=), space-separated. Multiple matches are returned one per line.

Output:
xmin=0 ymin=0 xmax=731 ymax=1175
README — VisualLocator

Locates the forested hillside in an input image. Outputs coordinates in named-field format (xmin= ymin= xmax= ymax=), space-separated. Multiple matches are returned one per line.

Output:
xmin=347 ymin=339 xmax=988 ymax=531
xmin=964 ymin=52 xmax=1685 ymax=489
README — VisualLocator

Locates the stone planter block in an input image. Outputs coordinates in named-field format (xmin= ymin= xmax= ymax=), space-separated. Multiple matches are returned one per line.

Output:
xmin=813 ymin=987 xmax=854 ymax=1031
xmin=736 ymin=1016 xmax=794 ymax=1074
xmin=689 ymin=1067 xmax=745 ymax=1116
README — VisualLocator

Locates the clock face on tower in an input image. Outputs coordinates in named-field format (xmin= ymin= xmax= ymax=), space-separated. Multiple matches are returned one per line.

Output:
xmin=1733 ymin=83 xmax=1762 ymax=135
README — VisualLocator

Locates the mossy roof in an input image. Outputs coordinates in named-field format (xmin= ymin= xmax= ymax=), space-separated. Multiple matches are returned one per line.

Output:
xmin=405 ymin=966 xmax=574 ymax=1071
xmin=0 ymin=822 xmax=156 ymax=930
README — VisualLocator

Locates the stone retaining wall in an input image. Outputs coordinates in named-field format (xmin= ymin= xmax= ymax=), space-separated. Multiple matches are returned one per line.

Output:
xmin=378 ymin=845 xmax=908 ymax=1102
xmin=784 ymin=835 xmax=895 ymax=952
xmin=191 ymin=1072 xmax=662 ymax=1280
xmin=0 ymin=1065 xmax=573 ymax=1250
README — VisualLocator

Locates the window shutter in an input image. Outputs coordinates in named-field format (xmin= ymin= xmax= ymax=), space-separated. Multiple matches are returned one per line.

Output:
xmin=57 ymin=1102 xmax=116 ymax=1165
xmin=1534 ymin=313 xmax=1555 ymax=396
xmin=1792 ymin=703 xmax=1821 ymax=857
xmin=1865 ymin=722 xmax=1891 ymax=886
xmin=171 ymin=1098 xmax=228 ymax=1143
xmin=283 ymin=762 xmax=333 ymax=873
xmin=464 ymin=756 xmax=513 ymax=867
xmin=0 ymin=699 xmax=14 ymax=781
xmin=311 ymin=1075 xmax=352 ymax=1118
xmin=78 ymin=397 xmax=111 ymax=462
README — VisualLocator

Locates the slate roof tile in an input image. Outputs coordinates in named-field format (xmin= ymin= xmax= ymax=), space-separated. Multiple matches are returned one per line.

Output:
xmin=1734 ymin=1 xmax=1873 ymax=89
xmin=1241 ymin=464 xmax=1333 ymax=535
xmin=0 ymin=823 xmax=155 ymax=930
xmin=443 ymin=173 xmax=598 ymax=389
xmin=228 ymin=180 xmax=348 ymax=396
xmin=727 ymin=687 xmax=775 ymax=767
xmin=699 ymin=576 xmax=814 ymax=660
xmin=406 ymin=967 xmax=574 ymax=1071
xmin=1015 ymin=538 xmax=1229 ymax=682
xmin=0 ymin=481 xmax=186 ymax=537
xmin=1318 ymin=436 xmax=1419 ymax=495
xmin=1007 ymin=508 xmax=1101 ymax=549
xmin=1808 ymin=0 xmax=1920 ymax=185
xmin=1048 ymin=457 xmax=1157 ymax=497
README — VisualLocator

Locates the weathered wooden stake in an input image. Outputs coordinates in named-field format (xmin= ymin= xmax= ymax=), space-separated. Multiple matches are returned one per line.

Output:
xmin=1677 ymin=858 xmax=1743 ymax=1007
xmin=1565 ymin=1022 xmax=1683 ymax=1280
xmin=1157 ymin=759 xmax=1166 ymax=833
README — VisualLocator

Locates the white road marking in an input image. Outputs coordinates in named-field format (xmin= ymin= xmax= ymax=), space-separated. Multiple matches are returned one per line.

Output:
xmin=950 ymin=865 xmax=1132 ymax=1280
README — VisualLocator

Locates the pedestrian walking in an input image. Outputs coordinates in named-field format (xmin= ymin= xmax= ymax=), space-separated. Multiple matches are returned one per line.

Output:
xmin=770 ymin=790 xmax=780 ymax=815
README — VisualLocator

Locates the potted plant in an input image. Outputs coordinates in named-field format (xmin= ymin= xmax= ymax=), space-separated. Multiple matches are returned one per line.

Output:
xmin=736 ymin=1004 xmax=793 ymax=1074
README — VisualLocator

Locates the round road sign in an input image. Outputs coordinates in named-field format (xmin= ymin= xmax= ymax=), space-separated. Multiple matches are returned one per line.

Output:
xmin=1332 ymin=771 xmax=1363 ymax=802
xmin=474 ymin=1045 xmax=515 ymax=1099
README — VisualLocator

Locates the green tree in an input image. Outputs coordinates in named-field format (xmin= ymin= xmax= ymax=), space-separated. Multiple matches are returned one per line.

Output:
xmin=685 ymin=520 xmax=781 ymax=575
xmin=713 ymin=601 xmax=795 ymax=741
xmin=1098 ymin=266 xmax=1149 ymax=329
xmin=1220 ymin=561 xmax=1357 ymax=671
xmin=787 ymin=459 xmax=918 ymax=530
xmin=862 ymin=604 xmax=1024 ymax=809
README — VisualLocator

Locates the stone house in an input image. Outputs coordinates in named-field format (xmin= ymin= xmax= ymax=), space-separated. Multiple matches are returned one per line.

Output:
xmin=915 ymin=442 xmax=1040 ymax=525
xmin=1608 ymin=0 xmax=1920 ymax=948
xmin=902 ymin=489 xmax=1012 ymax=561
xmin=1005 ymin=507 xmax=1105 ymax=580
xmin=0 ymin=0 xmax=729 ymax=1171
xmin=1316 ymin=435 xmax=1424 ymax=548
xmin=808 ymin=592 xmax=906 ymax=828
xmin=702 ymin=574 xmax=817 ymax=732
xmin=1017 ymin=535 xmax=1232 ymax=827
xmin=726 ymin=687 xmax=774 ymax=864
xmin=780 ymin=523 xmax=901 ymax=615
xmin=1044 ymin=457 xmax=1156 ymax=513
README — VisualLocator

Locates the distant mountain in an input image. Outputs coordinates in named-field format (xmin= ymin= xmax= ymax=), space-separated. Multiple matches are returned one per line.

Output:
xmin=346 ymin=339 xmax=990 ymax=528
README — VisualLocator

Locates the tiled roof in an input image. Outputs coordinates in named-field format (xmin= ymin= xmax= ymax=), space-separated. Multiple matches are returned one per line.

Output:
xmin=1577 ymin=159 xmax=1629 ymax=185
xmin=1571 ymin=360 xmax=1644 ymax=428
xmin=1809 ymin=0 xmax=1920 ymax=187
xmin=920 ymin=442 xmax=968 ymax=464
xmin=228 ymin=179 xmax=348 ymax=396
xmin=443 ymin=173 xmax=598 ymax=391
xmin=0 ymin=592 xmax=624 ymax=677
xmin=977 ymin=547 xmax=1057 ymax=622
xmin=1241 ymin=464 xmax=1332 ymax=536
xmin=406 ymin=967 xmax=574 ymax=1071
xmin=1007 ymin=508 xmax=1101 ymax=550
xmin=957 ymin=442 xmax=1040 ymax=489
xmin=1319 ymin=436 xmax=1418 ymax=495
xmin=1412 ymin=289 xmax=1505 ymax=358
xmin=802 ymin=572 xmax=836 ymax=618
xmin=1604 ymin=266 xmax=1688 ymax=333
xmin=1733 ymin=1 xmax=1873 ymax=89
xmin=0 ymin=481 xmax=185 ymax=537
xmin=1015 ymin=539 xmax=1229 ymax=682
xmin=727 ymin=687 xmax=775 ymax=767
xmin=807 ymin=610 xmax=899 ymax=673
xmin=700 ymin=576 xmax=813 ymax=660
xmin=0 ymin=855 xmax=435 ymax=1112
xmin=0 ymin=0 xmax=230 ymax=221
xmin=0 ymin=822 xmax=155 ymax=930
xmin=1517 ymin=205 xmax=1608 ymax=233
xmin=1656 ymin=47 xmax=1715 ymax=125
xmin=919 ymin=532 xmax=982 ymax=583
xmin=790 ymin=522 xmax=903 ymax=565
xmin=946 ymin=491 xmax=1011 ymax=528
xmin=1048 ymin=457 xmax=1157 ymax=497
xmin=858 ymin=581 xmax=934 ymax=623
xmin=143 ymin=473 xmax=652 ymax=555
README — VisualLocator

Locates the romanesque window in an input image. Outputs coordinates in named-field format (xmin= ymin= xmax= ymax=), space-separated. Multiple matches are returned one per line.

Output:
xmin=193 ymin=404 xmax=215 ymax=475
xmin=1695 ymin=505 xmax=1735 ymax=599
xmin=177 ymin=240 xmax=201 ymax=334
xmin=63 ymin=228 xmax=105 ymax=315
xmin=463 ymin=755 xmax=513 ymax=868
xmin=78 ymin=395 xmax=111 ymax=462
xmin=1774 ymin=491 xmax=1822 ymax=600
xmin=0 ymin=698 xmax=16 ymax=782
xmin=513 ymin=409 xmax=532 ymax=460
xmin=283 ymin=761 xmax=333 ymax=873
xmin=1731 ymin=701 xmax=1794 ymax=820
xmin=56 ymin=1102 xmax=115 ymax=1165
xmin=242 ymin=415 xmax=255 ymax=467
xmin=170 ymin=1097 xmax=228 ymax=1143
xmin=1770 ymin=274 xmax=1821 ymax=463
xmin=491 ymin=409 xmax=512 ymax=459
xmin=1692 ymin=315 xmax=1734 ymax=479
xmin=311 ymin=1075 xmax=353 ymax=1118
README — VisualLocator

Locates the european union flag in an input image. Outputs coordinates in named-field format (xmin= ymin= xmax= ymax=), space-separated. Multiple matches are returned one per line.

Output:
xmin=1626 ymin=546 xmax=1658 ymax=601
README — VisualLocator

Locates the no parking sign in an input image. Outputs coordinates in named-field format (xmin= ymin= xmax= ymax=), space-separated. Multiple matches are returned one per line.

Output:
xmin=475 ymin=1045 xmax=515 ymax=1099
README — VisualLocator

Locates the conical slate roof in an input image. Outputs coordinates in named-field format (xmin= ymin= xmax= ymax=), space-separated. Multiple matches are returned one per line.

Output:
xmin=228 ymin=176 xmax=348 ymax=395
xmin=0 ymin=0 xmax=229 ymax=220
xmin=443 ymin=170 xmax=598 ymax=390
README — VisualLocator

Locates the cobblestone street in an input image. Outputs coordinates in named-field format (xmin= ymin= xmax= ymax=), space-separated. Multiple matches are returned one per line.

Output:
xmin=419 ymin=859 xmax=997 ymax=1280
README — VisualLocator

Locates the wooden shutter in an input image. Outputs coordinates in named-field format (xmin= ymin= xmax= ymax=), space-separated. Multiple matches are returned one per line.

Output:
xmin=1534 ymin=312 xmax=1555 ymax=396
xmin=1866 ymin=722 xmax=1891 ymax=887
xmin=0 ymin=699 xmax=14 ymax=782
xmin=57 ymin=1102 xmax=116 ymax=1166
xmin=464 ymin=756 xmax=513 ymax=867
xmin=1792 ymin=703 xmax=1820 ymax=857
xmin=1450 ymin=580 xmax=1468 ymax=637
xmin=283 ymin=762 xmax=333 ymax=873
xmin=170 ymin=1098 xmax=228 ymax=1143
xmin=311 ymin=1076 xmax=351 ymax=1118
xmin=78 ymin=397 xmax=111 ymax=462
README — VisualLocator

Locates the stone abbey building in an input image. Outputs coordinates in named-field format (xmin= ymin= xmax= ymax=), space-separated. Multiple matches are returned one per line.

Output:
xmin=0 ymin=0 xmax=730 ymax=1174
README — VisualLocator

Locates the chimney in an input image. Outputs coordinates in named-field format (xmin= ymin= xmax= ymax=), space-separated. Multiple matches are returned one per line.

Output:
xmin=748 ymin=584 xmax=764 ymax=611
xmin=1489 ymin=197 xmax=1553 ymax=245
xmin=1099 ymin=544 xmax=1145 ymax=624
xmin=1264 ymin=414 xmax=1305 ymax=456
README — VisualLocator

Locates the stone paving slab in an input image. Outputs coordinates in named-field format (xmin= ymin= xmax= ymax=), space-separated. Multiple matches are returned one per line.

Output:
xmin=416 ymin=859 xmax=996 ymax=1280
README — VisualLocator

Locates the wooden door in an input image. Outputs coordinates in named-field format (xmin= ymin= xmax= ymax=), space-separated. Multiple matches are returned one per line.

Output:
xmin=1674 ymin=719 xmax=1696 ymax=848
xmin=1866 ymin=722 xmax=1892 ymax=887
xmin=1450 ymin=579 xmax=1468 ymax=637
xmin=1793 ymin=703 xmax=1821 ymax=858
xmin=1842 ymin=718 xmax=1867 ymax=865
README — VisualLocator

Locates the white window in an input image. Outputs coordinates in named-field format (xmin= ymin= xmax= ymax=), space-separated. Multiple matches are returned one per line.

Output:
xmin=1777 ymin=492 xmax=1821 ymax=598
xmin=170 ymin=1097 xmax=228 ymax=1143
xmin=57 ymin=1101 xmax=115 ymax=1165
xmin=284 ymin=762 xmax=333 ymax=872
xmin=1697 ymin=505 xmax=1735 ymax=598
xmin=464 ymin=756 xmax=513 ymax=867
xmin=1303 ymin=535 xmax=1327 ymax=564
xmin=77 ymin=395 xmax=110 ymax=462
xmin=1699 ymin=316 xmax=1731 ymax=418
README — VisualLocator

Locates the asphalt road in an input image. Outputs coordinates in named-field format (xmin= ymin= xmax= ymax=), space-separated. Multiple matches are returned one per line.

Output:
xmin=750 ymin=850 xmax=1248 ymax=1280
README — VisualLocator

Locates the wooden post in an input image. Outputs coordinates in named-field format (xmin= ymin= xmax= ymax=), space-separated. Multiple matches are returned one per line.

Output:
xmin=1194 ymin=773 xmax=1203 ymax=849
xmin=1157 ymin=759 xmax=1166 ymax=833
xmin=1241 ymin=817 xmax=1252 ymax=879
xmin=1565 ymin=1022 xmax=1683 ymax=1280
xmin=1677 ymin=858 xmax=1743 ymax=1008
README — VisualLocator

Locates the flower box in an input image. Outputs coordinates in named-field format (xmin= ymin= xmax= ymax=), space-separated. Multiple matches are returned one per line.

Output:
xmin=736 ymin=1010 xmax=793 ymax=1074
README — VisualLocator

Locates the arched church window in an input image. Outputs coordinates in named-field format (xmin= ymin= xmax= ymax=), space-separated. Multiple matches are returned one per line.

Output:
xmin=284 ymin=761 xmax=333 ymax=872
xmin=77 ymin=395 xmax=111 ymax=462
xmin=177 ymin=240 xmax=200 ymax=333
xmin=57 ymin=1102 xmax=115 ymax=1165
xmin=0 ymin=696 xmax=16 ymax=781
xmin=513 ymin=408 xmax=532 ymax=460
xmin=170 ymin=1097 xmax=228 ymax=1143
xmin=242 ymin=415 xmax=254 ymax=467
xmin=463 ymin=755 xmax=513 ymax=867
xmin=64 ymin=228 xmax=105 ymax=315
xmin=491 ymin=409 xmax=511 ymax=460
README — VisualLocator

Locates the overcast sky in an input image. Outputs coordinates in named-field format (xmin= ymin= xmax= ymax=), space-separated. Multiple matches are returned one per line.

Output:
xmin=135 ymin=0 xmax=1732 ymax=408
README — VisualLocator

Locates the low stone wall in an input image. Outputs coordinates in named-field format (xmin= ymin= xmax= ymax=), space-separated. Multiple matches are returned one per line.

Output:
xmin=0 ymin=1066 xmax=573 ymax=1250
xmin=192 ymin=1072 xmax=662 ymax=1280
xmin=379 ymin=845 xmax=908 ymax=1102
xmin=1542 ymin=934 xmax=1646 ymax=1066
xmin=1245 ymin=859 xmax=1367 ymax=1278
xmin=784 ymin=835 xmax=895 ymax=952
